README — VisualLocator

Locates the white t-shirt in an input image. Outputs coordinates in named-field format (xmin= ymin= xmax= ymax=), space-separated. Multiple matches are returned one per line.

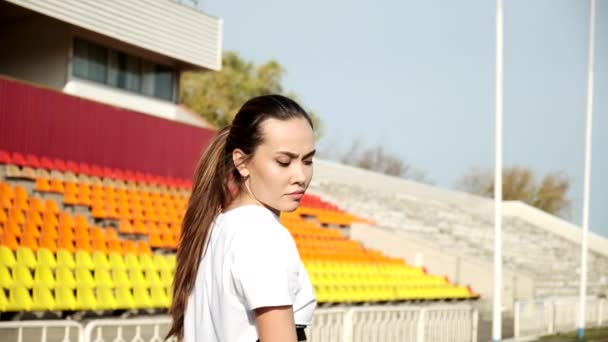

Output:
xmin=183 ymin=205 xmax=317 ymax=342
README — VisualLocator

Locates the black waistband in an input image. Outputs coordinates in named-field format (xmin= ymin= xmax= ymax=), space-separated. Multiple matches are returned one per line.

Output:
xmin=256 ymin=326 xmax=306 ymax=342
xmin=296 ymin=326 xmax=307 ymax=341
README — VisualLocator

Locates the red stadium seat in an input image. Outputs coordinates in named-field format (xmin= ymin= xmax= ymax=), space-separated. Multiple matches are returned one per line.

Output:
xmin=90 ymin=165 xmax=103 ymax=178
xmin=0 ymin=150 xmax=12 ymax=164
xmin=12 ymin=152 xmax=27 ymax=166
xmin=53 ymin=158 xmax=67 ymax=172
xmin=39 ymin=157 xmax=54 ymax=170
xmin=24 ymin=154 xmax=40 ymax=168
xmin=66 ymin=161 xmax=80 ymax=173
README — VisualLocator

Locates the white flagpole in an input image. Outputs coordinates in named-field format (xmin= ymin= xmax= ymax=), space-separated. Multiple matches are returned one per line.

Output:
xmin=578 ymin=0 xmax=596 ymax=340
xmin=493 ymin=0 xmax=504 ymax=341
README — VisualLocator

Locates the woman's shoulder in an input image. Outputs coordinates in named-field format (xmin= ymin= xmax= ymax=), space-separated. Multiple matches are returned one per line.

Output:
xmin=223 ymin=205 xmax=292 ymax=242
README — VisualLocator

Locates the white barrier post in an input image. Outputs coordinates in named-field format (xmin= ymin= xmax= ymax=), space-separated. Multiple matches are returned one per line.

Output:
xmin=513 ymin=301 xmax=520 ymax=338
xmin=416 ymin=308 xmax=426 ymax=342
xmin=343 ymin=308 xmax=354 ymax=342
xmin=472 ymin=308 xmax=479 ymax=342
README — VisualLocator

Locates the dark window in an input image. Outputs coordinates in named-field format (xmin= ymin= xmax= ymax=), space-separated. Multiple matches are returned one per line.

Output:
xmin=72 ymin=38 xmax=176 ymax=102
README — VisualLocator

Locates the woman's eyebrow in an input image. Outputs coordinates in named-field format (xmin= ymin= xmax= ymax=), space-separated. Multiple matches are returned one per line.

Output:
xmin=276 ymin=149 xmax=316 ymax=159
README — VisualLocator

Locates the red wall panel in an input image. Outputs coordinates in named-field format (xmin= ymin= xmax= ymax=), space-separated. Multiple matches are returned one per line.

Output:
xmin=0 ymin=77 xmax=215 ymax=180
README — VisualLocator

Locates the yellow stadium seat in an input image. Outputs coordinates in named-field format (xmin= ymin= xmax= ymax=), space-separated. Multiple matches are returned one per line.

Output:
xmin=57 ymin=249 xmax=76 ymax=269
xmin=133 ymin=287 xmax=152 ymax=309
xmin=55 ymin=287 xmax=77 ymax=310
xmin=150 ymin=286 xmax=170 ymax=308
xmin=129 ymin=269 xmax=148 ymax=287
xmin=0 ymin=246 xmax=16 ymax=267
xmin=75 ymin=269 xmax=95 ymax=288
xmin=166 ymin=254 xmax=176 ymax=271
xmin=96 ymin=287 xmax=117 ymax=310
xmin=0 ymin=285 xmax=7 ymax=311
xmin=0 ymin=265 xmax=13 ymax=288
xmin=76 ymin=250 xmax=94 ymax=270
xmin=109 ymin=252 xmax=126 ymax=270
xmin=139 ymin=254 xmax=156 ymax=271
xmin=124 ymin=254 xmax=141 ymax=270
xmin=16 ymin=247 xmax=36 ymax=268
xmin=94 ymin=269 xmax=114 ymax=288
xmin=113 ymin=269 xmax=131 ymax=288
xmin=115 ymin=287 xmax=135 ymax=309
xmin=92 ymin=251 xmax=110 ymax=270
xmin=153 ymin=253 xmax=169 ymax=270
xmin=32 ymin=286 xmax=56 ymax=311
xmin=56 ymin=268 xmax=76 ymax=288
xmin=160 ymin=269 xmax=174 ymax=287
xmin=144 ymin=269 xmax=161 ymax=285
xmin=7 ymin=286 xmax=33 ymax=311
xmin=76 ymin=286 xmax=97 ymax=310
xmin=34 ymin=265 xmax=56 ymax=288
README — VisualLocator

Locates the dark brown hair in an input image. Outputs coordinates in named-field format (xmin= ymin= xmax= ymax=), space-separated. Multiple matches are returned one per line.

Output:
xmin=167 ymin=94 xmax=313 ymax=340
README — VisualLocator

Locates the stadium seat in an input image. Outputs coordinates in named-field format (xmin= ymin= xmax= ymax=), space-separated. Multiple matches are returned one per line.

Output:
xmin=55 ymin=286 xmax=77 ymax=310
xmin=96 ymin=287 xmax=117 ymax=310
xmin=0 ymin=265 xmax=13 ymax=288
xmin=8 ymin=286 xmax=33 ymax=311
xmin=34 ymin=264 xmax=56 ymax=288
xmin=76 ymin=286 xmax=97 ymax=310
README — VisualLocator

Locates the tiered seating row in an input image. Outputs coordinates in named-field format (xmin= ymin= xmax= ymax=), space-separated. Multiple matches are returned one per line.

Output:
xmin=0 ymin=150 xmax=191 ymax=188
xmin=306 ymin=262 xmax=473 ymax=302
xmin=0 ymin=182 xmax=165 ymax=252
xmin=0 ymin=246 xmax=174 ymax=311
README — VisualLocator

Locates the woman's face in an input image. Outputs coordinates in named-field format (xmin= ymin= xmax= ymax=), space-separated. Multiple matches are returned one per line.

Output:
xmin=234 ymin=117 xmax=315 ymax=213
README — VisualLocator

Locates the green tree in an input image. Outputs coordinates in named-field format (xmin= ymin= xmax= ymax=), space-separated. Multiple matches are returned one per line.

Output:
xmin=456 ymin=166 xmax=572 ymax=217
xmin=180 ymin=51 xmax=323 ymax=139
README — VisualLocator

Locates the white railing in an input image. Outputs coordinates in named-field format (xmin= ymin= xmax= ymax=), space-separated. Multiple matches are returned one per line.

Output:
xmin=514 ymin=297 xmax=608 ymax=338
xmin=0 ymin=320 xmax=83 ymax=342
xmin=83 ymin=316 xmax=175 ymax=342
xmin=0 ymin=304 xmax=478 ymax=342
xmin=307 ymin=307 xmax=348 ymax=342
xmin=311 ymin=304 xmax=477 ymax=342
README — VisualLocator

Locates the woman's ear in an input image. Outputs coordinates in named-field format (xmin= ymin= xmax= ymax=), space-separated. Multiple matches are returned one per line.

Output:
xmin=232 ymin=149 xmax=250 ymax=177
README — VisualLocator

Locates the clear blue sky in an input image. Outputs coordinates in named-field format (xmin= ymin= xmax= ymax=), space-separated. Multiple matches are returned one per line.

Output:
xmin=199 ymin=0 xmax=608 ymax=238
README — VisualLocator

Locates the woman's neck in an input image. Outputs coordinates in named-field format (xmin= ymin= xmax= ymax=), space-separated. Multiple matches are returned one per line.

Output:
xmin=226 ymin=195 xmax=280 ymax=217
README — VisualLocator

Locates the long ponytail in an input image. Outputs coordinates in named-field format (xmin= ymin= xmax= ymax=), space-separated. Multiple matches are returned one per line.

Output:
xmin=167 ymin=126 xmax=233 ymax=340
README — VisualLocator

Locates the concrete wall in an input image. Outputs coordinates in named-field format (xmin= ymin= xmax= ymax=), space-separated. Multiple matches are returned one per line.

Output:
xmin=4 ymin=0 xmax=222 ymax=70
xmin=503 ymin=201 xmax=608 ymax=258
xmin=349 ymin=223 xmax=536 ymax=312
xmin=0 ymin=15 xmax=70 ymax=90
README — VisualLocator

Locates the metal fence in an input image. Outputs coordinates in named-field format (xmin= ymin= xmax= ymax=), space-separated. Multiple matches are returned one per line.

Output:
xmin=514 ymin=297 xmax=608 ymax=338
xmin=0 ymin=319 xmax=83 ymax=342
xmin=0 ymin=304 xmax=478 ymax=342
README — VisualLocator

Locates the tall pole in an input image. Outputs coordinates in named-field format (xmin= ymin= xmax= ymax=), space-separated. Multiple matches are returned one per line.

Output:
xmin=577 ymin=0 xmax=596 ymax=340
xmin=493 ymin=0 xmax=504 ymax=341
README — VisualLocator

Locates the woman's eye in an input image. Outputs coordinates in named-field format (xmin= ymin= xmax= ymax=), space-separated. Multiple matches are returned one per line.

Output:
xmin=304 ymin=160 xmax=314 ymax=166
xmin=277 ymin=160 xmax=290 ymax=167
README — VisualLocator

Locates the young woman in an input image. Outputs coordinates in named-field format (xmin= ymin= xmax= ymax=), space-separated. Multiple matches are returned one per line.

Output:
xmin=167 ymin=95 xmax=317 ymax=342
